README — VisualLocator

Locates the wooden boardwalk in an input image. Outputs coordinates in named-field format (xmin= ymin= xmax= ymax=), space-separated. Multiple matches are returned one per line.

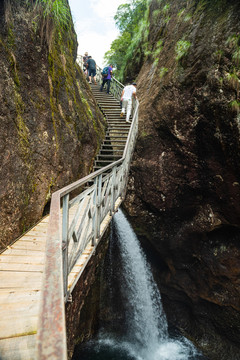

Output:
xmin=0 ymin=218 xmax=48 ymax=359
xmin=0 ymin=195 xmax=123 ymax=360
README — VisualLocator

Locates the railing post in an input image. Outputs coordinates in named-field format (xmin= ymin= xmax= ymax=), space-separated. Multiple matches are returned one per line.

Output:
xmin=111 ymin=166 xmax=117 ymax=215
xmin=92 ymin=177 xmax=98 ymax=246
xmin=96 ymin=174 xmax=102 ymax=238
xmin=62 ymin=194 xmax=69 ymax=298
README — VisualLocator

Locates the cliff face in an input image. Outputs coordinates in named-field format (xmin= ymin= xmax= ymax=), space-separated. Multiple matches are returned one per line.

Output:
xmin=0 ymin=1 xmax=105 ymax=249
xmin=124 ymin=0 xmax=240 ymax=358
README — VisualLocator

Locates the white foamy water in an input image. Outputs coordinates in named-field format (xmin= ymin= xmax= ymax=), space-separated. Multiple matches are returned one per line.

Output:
xmin=102 ymin=209 xmax=200 ymax=360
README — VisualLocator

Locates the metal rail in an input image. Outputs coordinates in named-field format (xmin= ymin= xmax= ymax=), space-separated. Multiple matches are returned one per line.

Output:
xmin=37 ymin=57 xmax=139 ymax=359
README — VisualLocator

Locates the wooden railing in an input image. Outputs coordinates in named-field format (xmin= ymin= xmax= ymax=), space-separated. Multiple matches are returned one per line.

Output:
xmin=37 ymin=58 xmax=139 ymax=359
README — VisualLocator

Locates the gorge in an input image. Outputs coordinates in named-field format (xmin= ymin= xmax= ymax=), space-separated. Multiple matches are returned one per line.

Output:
xmin=0 ymin=0 xmax=240 ymax=359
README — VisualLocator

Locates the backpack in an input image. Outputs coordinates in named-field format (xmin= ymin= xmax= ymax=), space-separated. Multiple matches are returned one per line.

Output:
xmin=101 ymin=66 xmax=109 ymax=77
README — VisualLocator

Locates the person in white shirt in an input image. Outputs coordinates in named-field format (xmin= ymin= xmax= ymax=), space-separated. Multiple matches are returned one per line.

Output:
xmin=120 ymin=82 xmax=137 ymax=123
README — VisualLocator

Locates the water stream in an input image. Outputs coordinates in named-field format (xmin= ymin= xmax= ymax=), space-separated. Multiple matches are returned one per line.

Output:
xmin=72 ymin=209 xmax=206 ymax=360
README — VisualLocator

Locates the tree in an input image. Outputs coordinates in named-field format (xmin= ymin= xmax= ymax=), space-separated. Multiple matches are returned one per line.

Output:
xmin=104 ymin=0 xmax=148 ymax=81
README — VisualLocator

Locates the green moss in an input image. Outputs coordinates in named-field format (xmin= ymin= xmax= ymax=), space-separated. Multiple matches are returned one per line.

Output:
xmin=0 ymin=26 xmax=20 ymax=87
xmin=14 ymin=89 xmax=30 ymax=158
xmin=229 ymin=100 xmax=240 ymax=113
xmin=194 ymin=0 xmax=207 ymax=15
xmin=177 ymin=9 xmax=185 ymax=18
xmin=31 ymin=90 xmax=47 ymax=112
xmin=233 ymin=47 xmax=240 ymax=67
xmin=215 ymin=49 xmax=224 ymax=62
xmin=7 ymin=24 xmax=15 ymax=48
xmin=152 ymin=9 xmax=161 ymax=20
xmin=153 ymin=39 xmax=163 ymax=58
xmin=163 ymin=4 xmax=170 ymax=13
xmin=15 ymin=330 xmax=37 ymax=337
xmin=226 ymin=71 xmax=239 ymax=96
xmin=175 ymin=40 xmax=191 ymax=61
xmin=159 ymin=67 xmax=168 ymax=79
xmin=45 ymin=176 xmax=56 ymax=203
xmin=226 ymin=34 xmax=240 ymax=68
xmin=46 ymin=29 xmax=105 ymax=151
xmin=140 ymin=130 xmax=149 ymax=138
xmin=184 ymin=13 xmax=192 ymax=22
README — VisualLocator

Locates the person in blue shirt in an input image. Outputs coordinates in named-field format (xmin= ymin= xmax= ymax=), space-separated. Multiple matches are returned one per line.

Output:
xmin=100 ymin=65 xmax=113 ymax=94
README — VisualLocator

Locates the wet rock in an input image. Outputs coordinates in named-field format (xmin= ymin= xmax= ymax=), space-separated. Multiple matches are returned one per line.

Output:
xmin=124 ymin=0 xmax=240 ymax=358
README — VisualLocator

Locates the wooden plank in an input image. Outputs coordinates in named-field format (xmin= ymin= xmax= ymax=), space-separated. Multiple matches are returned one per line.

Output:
xmin=16 ymin=234 xmax=47 ymax=241
xmin=3 ymin=249 xmax=45 ymax=256
xmin=20 ymin=233 xmax=47 ymax=239
xmin=0 ymin=255 xmax=44 ymax=264
xmin=0 ymin=262 xmax=44 ymax=272
xmin=8 ymin=240 xmax=46 ymax=251
xmin=0 ymin=271 xmax=42 ymax=289
xmin=26 ymin=227 xmax=48 ymax=235
xmin=0 ymin=290 xmax=40 ymax=304
xmin=0 ymin=316 xmax=38 ymax=339
xmin=0 ymin=334 xmax=36 ymax=360
xmin=0 ymin=300 xmax=38 ymax=318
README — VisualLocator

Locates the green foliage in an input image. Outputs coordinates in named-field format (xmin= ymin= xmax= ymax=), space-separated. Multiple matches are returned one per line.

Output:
xmin=194 ymin=0 xmax=207 ymax=15
xmin=184 ymin=13 xmax=192 ymax=22
xmin=215 ymin=49 xmax=224 ymax=62
xmin=177 ymin=9 xmax=185 ymax=17
xmin=233 ymin=47 xmax=240 ymax=67
xmin=153 ymin=39 xmax=163 ymax=58
xmin=229 ymin=100 xmax=240 ymax=113
xmin=35 ymin=0 xmax=71 ymax=29
xmin=162 ymin=4 xmax=170 ymax=13
xmin=164 ymin=15 xmax=171 ymax=24
xmin=226 ymin=34 xmax=240 ymax=67
xmin=104 ymin=32 xmax=132 ymax=75
xmin=226 ymin=71 xmax=240 ymax=97
xmin=175 ymin=40 xmax=191 ymax=61
xmin=114 ymin=0 xmax=147 ymax=36
xmin=33 ymin=0 xmax=72 ymax=48
xmin=104 ymin=0 xmax=148 ymax=81
xmin=153 ymin=9 xmax=161 ymax=20
xmin=159 ymin=67 xmax=168 ymax=79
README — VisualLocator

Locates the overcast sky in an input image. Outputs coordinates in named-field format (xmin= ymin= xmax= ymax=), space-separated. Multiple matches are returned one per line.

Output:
xmin=68 ymin=0 xmax=127 ymax=68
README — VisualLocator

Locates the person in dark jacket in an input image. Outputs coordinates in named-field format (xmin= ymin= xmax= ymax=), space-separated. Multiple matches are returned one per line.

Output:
xmin=86 ymin=56 xmax=97 ymax=84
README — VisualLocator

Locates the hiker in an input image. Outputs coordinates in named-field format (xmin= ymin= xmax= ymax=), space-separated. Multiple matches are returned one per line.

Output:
xmin=83 ymin=51 xmax=89 ymax=75
xmin=120 ymin=82 xmax=137 ymax=123
xmin=87 ymin=56 xmax=97 ymax=84
xmin=100 ymin=64 xmax=113 ymax=94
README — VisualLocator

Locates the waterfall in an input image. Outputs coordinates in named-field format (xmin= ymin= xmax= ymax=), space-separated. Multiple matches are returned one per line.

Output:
xmin=113 ymin=209 xmax=168 ymax=348
xmin=72 ymin=209 xmax=205 ymax=360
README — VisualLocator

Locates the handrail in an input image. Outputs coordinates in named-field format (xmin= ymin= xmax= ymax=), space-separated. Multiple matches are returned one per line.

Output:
xmin=37 ymin=57 xmax=139 ymax=360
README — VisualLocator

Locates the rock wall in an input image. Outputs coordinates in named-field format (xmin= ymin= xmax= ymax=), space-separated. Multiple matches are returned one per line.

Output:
xmin=66 ymin=230 xmax=109 ymax=359
xmin=0 ymin=0 xmax=105 ymax=249
xmin=124 ymin=0 xmax=240 ymax=358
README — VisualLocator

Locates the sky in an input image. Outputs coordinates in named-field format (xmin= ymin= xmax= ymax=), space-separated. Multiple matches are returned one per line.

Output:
xmin=68 ymin=0 xmax=127 ymax=68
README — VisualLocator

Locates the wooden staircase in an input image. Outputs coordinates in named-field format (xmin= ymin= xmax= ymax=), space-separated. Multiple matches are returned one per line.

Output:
xmin=90 ymin=84 xmax=131 ymax=172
